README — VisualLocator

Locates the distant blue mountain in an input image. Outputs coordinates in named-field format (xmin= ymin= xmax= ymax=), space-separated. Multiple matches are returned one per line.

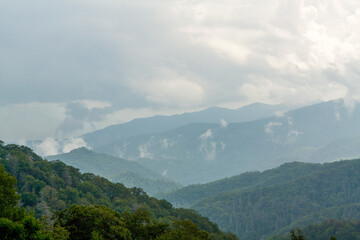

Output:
xmin=83 ymin=102 xmax=289 ymax=148
xmin=47 ymin=147 xmax=182 ymax=196
xmin=93 ymin=99 xmax=360 ymax=185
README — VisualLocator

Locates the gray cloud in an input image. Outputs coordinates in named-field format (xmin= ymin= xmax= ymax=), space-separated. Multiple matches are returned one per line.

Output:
xmin=56 ymin=100 xmax=112 ymax=137
xmin=1 ymin=0 xmax=360 ymax=142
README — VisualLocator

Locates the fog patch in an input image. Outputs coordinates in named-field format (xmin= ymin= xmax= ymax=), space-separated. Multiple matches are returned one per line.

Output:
xmin=200 ymin=129 xmax=213 ymax=140
xmin=287 ymin=117 xmax=293 ymax=126
xmin=33 ymin=137 xmax=91 ymax=156
xmin=62 ymin=138 xmax=90 ymax=153
xmin=138 ymin=140 xmax=154 ymax=159
xmin=220 ymin=119 xmax=228 ymax=128
xmin=287 ymin=129 xmax=303 ymax=143
xmin=264 ymin=121 xmax=283 ymax=134
xmin=161 ymin=138 xmax=175 ymax=149
xmin=199 ymin=141 xmax=217 ymax=161
xmin=114 ymin=142 xmax=129 ymax=159
xmin=199 ymin=129 xmax=217 ymax=161
xmin=275 ymin=111 xmax=285 ymax=117
xmin=34 ymin=138 xmax=60 ymax=156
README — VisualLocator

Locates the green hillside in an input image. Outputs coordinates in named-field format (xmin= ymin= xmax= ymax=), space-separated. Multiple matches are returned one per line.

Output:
xmin=47 ymin=148 xmax=182 ymax=196
xmin=0 ymin=141 xmax=237 ymax=240
xmin=162 ymin=162 xmax=323 ymax=207
xmin=164 ymin=159 xmax=360 ymax=239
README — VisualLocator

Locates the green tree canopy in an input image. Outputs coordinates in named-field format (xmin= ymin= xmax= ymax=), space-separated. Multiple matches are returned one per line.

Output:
xmin=0 ymin=164 xmax=19 ymax=217
xmin=54 ymin=204 xmax=131 ymax=240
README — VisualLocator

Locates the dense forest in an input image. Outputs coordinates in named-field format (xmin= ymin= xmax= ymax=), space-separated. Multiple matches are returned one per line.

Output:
xmin=163 ymin=162 xmax=324 ymax=207
xmin=164 ymin=160 xmax=360 ymax=239
xmin=3 ymin=141 xmax=360 ymax=240
xmin=0 ymin=141 xmax=237 ymax=240
xmin=270 ymin=220 xmax=360 ymax=240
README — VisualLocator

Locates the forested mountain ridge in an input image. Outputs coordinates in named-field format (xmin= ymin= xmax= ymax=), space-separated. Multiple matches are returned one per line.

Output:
xmin=47 ymin=148 xmax=182 ymax=196
xmin=93 ymin=99 xmax=360 ymax=185
xmin=162 ymin=158 xmax=360 ymax=239
xmin=83 ymin=102 xmax=287 ymax=148
xmin=162 ymin=162 xmax=323 ymax=207
xmin=0 ymin=141 xmax=237 ymax=240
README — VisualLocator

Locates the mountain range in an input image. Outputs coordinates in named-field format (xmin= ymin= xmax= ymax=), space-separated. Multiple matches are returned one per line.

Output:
xmin=83 ymin=102 xmax=289 ymax=149
xmin=85 ymin=99 xmax=360 ymax=184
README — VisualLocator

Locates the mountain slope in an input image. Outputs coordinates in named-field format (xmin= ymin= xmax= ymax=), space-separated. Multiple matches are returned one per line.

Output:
xmin=175 ymin=159 xmax=360 ymax=239
xmin=83 ymin=102 xmax=288 ymax=149
xmin=162 ymin=162 xmax=323 ymax=207
xmin=47 ymin=147 xmax=159 ymax=178
xmin=94 ymin=100 xmax=360 ymax=184
xmin=47 ymin=148 xmax=181 ymax=196
xmin=0 ymin=142 xmax=237 ymax=240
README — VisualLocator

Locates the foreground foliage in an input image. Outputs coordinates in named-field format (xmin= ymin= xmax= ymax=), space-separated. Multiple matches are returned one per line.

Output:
xmin=0 ymin=141 xmax=237 ymax=240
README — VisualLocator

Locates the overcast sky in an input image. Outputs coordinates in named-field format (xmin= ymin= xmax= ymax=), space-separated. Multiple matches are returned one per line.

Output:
xmin=1 ymin=0 xmax=360 ymax=149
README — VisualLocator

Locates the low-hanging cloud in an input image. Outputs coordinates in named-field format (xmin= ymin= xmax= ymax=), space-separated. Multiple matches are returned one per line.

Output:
xmin=199 ymin=129 xmax=217 ymax=161
xmin=34 ymin=137 xmax=91 ymax=156
xmin=264 ymin=121 xmax=283 ymax=134
xmin=220 ymin=119 xmax=228 ymax=128
xmin=138 ymin=139 xmax=154 ymax=159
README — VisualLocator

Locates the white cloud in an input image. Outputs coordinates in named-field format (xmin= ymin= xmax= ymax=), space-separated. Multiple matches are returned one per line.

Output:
xmin=62 ymin=137 xmax=90 ymax=153
xmin=73 ymin=100 xmax=111 ymax=110
xmin=199 ymin=141 xmax=217 ymax=161
xmin=138 ymin=140 xmax=154 ymax=159
xmin=199 ymin=128 xmax=217 ymax=161
xmin=200 ymin=129 xmax=213 ymax=140
xmin=265 ymin=121 xmax=283 ymax=134
xmin=161 ymin=138 xmax=175 ymax=149
xmin=220 ymin=119 xmax=228 ymax=128
xmin=287 ymin=129 xmax=302 ymax=138
xmin=33 ymin=137 xmax=90 ymax=156
xmin=34 ymin=137 xmax=60 ymax=156
xmin=287 ymin=129 xmax=303 ymax=143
